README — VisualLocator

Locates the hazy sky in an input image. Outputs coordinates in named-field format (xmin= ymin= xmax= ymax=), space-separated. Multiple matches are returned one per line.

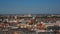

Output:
xmin=0 ymin=0 xmax=60 ymax=14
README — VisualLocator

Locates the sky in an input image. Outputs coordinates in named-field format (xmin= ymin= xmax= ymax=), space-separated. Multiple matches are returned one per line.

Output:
xmin=0 ymin=0 xmax=60 ymax=14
